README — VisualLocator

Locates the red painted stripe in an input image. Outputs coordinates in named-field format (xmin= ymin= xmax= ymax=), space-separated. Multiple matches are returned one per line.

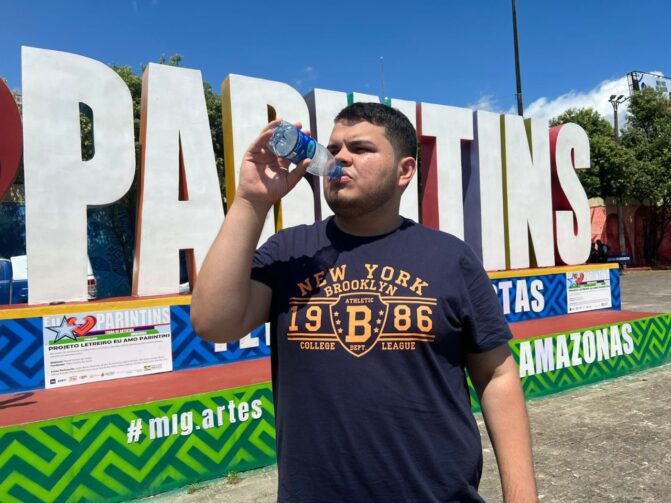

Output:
xmin=1 ymin=310 xmax=661 ymax=427
xmin=510 ymin=310 xmax=660 ymax=340
xmin=0 ymin=359 xmax=271 ymax=427
xmin=417 ymin=104 xmax=439 ymax=229
xmin=0 ymin=79 xmax=22 ymax=203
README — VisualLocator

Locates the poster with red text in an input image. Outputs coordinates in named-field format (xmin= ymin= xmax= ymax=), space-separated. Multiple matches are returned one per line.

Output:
xmin=43 ymin=306 xmax=173 ymax=388
xmin=566 ymin=270 xmax=612 ymax=314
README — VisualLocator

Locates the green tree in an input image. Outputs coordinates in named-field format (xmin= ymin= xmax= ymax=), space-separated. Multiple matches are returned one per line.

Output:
xmin=550 ymin=107 xmax=639 ymax=260
xmin=549 ymin=107 xmax=614 ymax=138
xmin=621 ymin=88 xmax=671 ymax=265
xmin=7 ymin=87 xmax=24 ymax=200
xmin=204 ymin=80 xmax=225 ymax=191
xmin=549 ymin=107 xmax=629 ymax=199
xmin=588 ymin=135 xmax=636 ymax=201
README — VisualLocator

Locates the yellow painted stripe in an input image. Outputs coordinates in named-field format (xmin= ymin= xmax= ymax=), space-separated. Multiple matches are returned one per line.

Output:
xmin=0 ymin=263 xmax=617 ymax=320
xmin=487 ymin=263 xmax=618 ymax=279
xmin=222 ymin=76 xmax=236 ymax=207
xmin=0 ymin=295 xmax=191 ymax=321
xmin=500 ymin=114 xmax=510 ymax=269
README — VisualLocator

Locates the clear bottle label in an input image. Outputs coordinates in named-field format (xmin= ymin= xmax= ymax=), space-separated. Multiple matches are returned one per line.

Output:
xmin=285 ymin=130 xmax=316 ymax=163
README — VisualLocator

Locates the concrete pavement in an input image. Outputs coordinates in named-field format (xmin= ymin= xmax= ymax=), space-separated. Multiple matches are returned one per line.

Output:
xmin=139 ymin=269 xmax=671 ymax=502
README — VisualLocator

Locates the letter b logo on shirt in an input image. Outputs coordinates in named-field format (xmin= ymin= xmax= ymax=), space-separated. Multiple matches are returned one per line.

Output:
xmin=330 ymin=293 xmax=387 ymax=358
xmin=346 ymin=306 xmax=372 ymax=343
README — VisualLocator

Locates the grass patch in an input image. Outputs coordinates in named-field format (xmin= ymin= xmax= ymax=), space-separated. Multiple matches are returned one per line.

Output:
xmin=225 ymin=472 xmax=242 ymax=485
xmin=186 ymin=483 xmax=203 ymax=495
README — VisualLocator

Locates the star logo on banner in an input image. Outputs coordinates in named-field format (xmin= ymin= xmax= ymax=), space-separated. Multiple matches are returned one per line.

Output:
xmin=47 ymin=316 xmax=78 ymax=343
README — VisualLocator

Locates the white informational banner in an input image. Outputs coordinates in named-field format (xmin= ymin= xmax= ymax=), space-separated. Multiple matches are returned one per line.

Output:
xmin=566 ymin=269 xmax=612 ymax=314
xmin=43 ymin=306 xmax=173 ymax=389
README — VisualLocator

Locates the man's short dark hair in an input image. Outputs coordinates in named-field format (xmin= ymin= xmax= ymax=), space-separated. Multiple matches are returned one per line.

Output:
xmin=334 ymin=102 xmax=417 ymax=160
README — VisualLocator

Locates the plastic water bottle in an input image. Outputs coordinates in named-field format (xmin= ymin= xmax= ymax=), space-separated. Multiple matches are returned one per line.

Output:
xmin=267 ymin=121 xmax=343 ymax=179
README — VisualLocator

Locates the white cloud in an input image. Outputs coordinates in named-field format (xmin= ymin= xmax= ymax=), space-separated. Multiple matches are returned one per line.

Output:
xmin=467 ymin=94 xmax=501 ymax=113
xmin=523 ymin=76 xmax=631 ymax=125
xmin=468 ymin=74 xmax=664 ymax=127
xmin=294 ymin=66 xmax=317 ymax=89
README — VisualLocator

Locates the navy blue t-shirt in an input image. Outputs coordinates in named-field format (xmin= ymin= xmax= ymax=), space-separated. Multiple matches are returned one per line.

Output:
xmin=251 ymin=217 xmax=511 ymax=502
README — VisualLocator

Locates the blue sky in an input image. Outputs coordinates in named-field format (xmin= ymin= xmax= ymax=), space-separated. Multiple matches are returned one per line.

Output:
xmin=1 ymin=1 xmax=669 ymax=122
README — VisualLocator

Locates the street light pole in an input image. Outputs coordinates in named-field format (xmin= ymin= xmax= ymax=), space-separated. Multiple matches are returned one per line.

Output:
xmin=608 ymin=94 xmax=629 ymax=257
xmin=609 ymin=94 xmax=628 ymax=141
xmin=512 ymin=0 xmax=524 ymax=116
xmin=380 ymin=56 xmax=387 ymax=104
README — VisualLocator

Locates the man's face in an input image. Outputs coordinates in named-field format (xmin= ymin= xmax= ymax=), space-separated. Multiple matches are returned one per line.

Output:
xmin=324 ymin=120 xmax=400 ymax=218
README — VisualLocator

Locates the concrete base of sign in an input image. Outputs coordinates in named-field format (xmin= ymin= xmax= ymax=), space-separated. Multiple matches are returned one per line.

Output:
xmin=488 ymin=263 xmax=621 ymax=323
xmin=1 ymin=307 xmax=668 ymax=501
xmin=0 ymin=359 xmax=271 ymax=428
xmin=0 ymin=363 xmax=275 ymax=503
xmin=506 ymin=310 xmax=670 ymax=401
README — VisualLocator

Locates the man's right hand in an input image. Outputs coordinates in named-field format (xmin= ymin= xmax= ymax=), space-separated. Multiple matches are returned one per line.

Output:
xmin=191 ymin=120 xmax=311 ymax=343
xmin=235 ymin=119 xmax=311 ymax=210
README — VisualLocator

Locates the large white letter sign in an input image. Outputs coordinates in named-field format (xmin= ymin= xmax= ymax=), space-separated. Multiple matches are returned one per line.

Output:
xmin=222 ymin=75 xmax=315 ymax=238
xmin=417 ymin=103 xmax=474 ymax=239
xmin=388 ymin=98 xmax=419 ymax=222
xmin=133 ymin=63 xmax=224 ymax=296
xmin=304 ymin=88 xmax=348 ymax=221
xmin=471 ymin=111 xmax=506 ymax=271
xmin=502 ymin=115 xmax=555 ymax=269
xmin=22 ymin=47 xmax=135 ymax=303
xmin=551 ymin=124 xmax=591 ymax=265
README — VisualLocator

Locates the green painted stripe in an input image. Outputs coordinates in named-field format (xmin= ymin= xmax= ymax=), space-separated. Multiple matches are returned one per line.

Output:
xmin=0 ymin=383 xmax=275 ymax=503
xmin=470 ymin=314 xmax=671 ymax=410
xmin=51 ymin=329 xmax=161 ymax=345
xmin=4 ymin=313 xmax=670 ymax=501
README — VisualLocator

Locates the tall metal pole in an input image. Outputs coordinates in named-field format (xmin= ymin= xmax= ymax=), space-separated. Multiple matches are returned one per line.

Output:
xmin=512 ymin=0 xmax=524 ymax=116
xmin=380 ymin=56 xmax=386 ymax=103
xmin=609 ymin=95 xmax=629 ymax=257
